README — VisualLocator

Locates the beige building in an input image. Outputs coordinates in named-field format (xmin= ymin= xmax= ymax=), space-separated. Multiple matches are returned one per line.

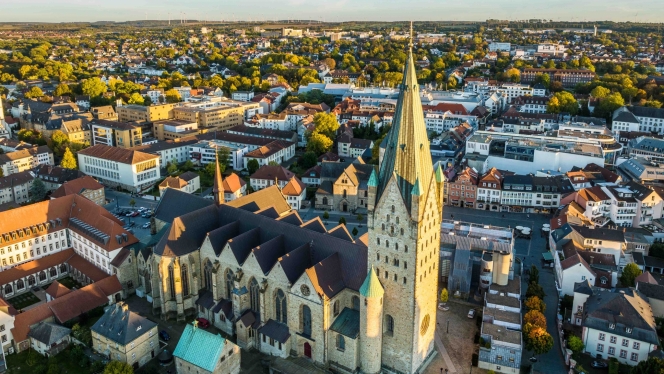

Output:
xmin=0 ymin=171 xmax=35 ymax=205
xmin=158 ymin=172 xmax=200 ymax=196
xmin=142 ymin=45 xmax=443 ymax=374
xmin=173 ymin=100 xmax=261 ymax=131
xmin=117 ymin=103 xmax=176 ymax=123
xmin=91 ymin=119 xmax=143 ymax=149
xmin=152 ymin=119 xmax=200 ymax=141
xmin=315 ymin=158 xmax=375 ymax=212
xmin=50 ymin=175 xmax=106 ymax=205
xmin=0 ymin=146 xmax=54 ymax=176
xmin=92 ymin=303 xmax=159 ymax=370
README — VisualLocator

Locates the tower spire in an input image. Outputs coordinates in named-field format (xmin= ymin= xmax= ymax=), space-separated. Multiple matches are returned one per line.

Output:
xmin=212 ymin=150 xmax=224 ymax=205
xmin=409 ymin=21 xmax=413 ymax=52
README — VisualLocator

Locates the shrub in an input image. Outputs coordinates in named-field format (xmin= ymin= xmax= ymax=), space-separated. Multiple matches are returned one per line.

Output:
xmin=608 ymin=358 xmax=619 ymax=374
xmin=472 ymin=353 xmax=478 ymax=366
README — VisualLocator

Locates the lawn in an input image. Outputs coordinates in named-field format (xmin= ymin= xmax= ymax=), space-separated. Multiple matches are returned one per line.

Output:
xmin=6 ymin=345 xmax=103 ymax=374
xmin=6 ymin=292 xmax=40 ymax=310
xmin=57 ymin=276 xmax=82 ymax=290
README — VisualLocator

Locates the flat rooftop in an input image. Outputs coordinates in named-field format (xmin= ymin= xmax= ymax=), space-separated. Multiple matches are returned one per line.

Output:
xmin=483 ymin=307 xmax=521 ymax=325
xmin=489 ymin=276 xmax=521 ymax=296
xmin=482 ymin=322 xmax=522 ymax=345
xmin=485 ymin=292 xmax=521 ymax=309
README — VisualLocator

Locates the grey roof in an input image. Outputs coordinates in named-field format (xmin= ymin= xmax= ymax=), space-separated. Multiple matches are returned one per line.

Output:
xmin=637 ymin=282 xmax=664 ymax=301
xmin=574 ymin=280 xmax=594 ymax=296
xmin=28 ymin=322 xmax=71 ymax=345
xmin=613 ymin=110 xmax=640 ymax=124
xmin=644 ymin=256 xmax=664 ymax=270
xmin=629 ymin=137 xmax=664 ymax=153
xmin=258 ymin=319 xmax=291 ymax=344
xmin=629 ymin=106 xmax=664 ymax=120
xmin=572 ymin=224 xmax=625 ymax=242
xmin=154 ymin=188 xmax=214 ymax=226
xmin=212 ymin=298 xmax=233 ymax=319
xmin=195 ymin=291 xmax=216 ymax=310
xmin=91 ymin=304 xmax=157 ymax=345
xmin=582 ymin=289 xmax=658 ymax=346
xmin=329 ymin=307 xmax=360 ymax=339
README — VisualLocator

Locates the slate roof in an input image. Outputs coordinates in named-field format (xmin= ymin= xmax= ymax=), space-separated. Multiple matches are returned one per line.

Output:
xmin=574 ymin=280 xmax=594 ymax=296
xmin=173 ymin=323 xmax=227 ymax=372
xmin=637 ymin=282 xmax=664 ymax=301
xmin=583 ymin=289 xmax=658 ymax=346
xmin=258 ymin=319 xmax=291 ymax=344
xmin=153 ymin=188 xmax=214 ymax=226
xmin=91 ymin=303 xmax=157 ymax=345
xmin=27 ymin=322 xmax=71 ymax=345
xmin=329 ymin=307 xmax=360 ymax=339
xmin=572 ymin=224 xmax=625 ymax=242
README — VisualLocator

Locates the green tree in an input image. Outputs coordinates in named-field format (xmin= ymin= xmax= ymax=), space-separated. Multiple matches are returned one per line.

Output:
xmin=620 ymin=263 xmax=642 ymax=287
xmin=247 ymin=159 xmax=260 ymax=175
xmin=338 ymin=217 xmax=346 ymax=225
xmin=129 ymin=199 xmax=136 ymax=208
xmin=525 ymin=327 xmax=553 ymax=356
xmin=529 ymin=265 xmax=539 ymax=284
xmin=323 ymin=211 xmax=330 ymax=220
xmin=53 ymin=83 xmax=71 ymax=97
xmin=81 ymin=77 xmax=108 ymax=98
xmin=630 ymin=357 xmax=664 ymax=374
xmin=165 ymin=89 xmax=181 ymax=103
xmin=312 ymin=112 xmax=340 ymax=139
xmin=505 ymin=68 xmax=521 ymax=83
xmin=357 ymin=213 xmax=363 ymax=221
xmin=526 ymin=283 xmax=546 ymax=300
xmin=591 ymin=86 xmax=611 ymax=98
xmin=547 ymin=91 xmax=578 ymax=115
xmin=29 ymin=178 xmax=47 ymax=202
xmin=60 ymin=147 xmax=77 ymax=169
xmin=103 ymin=361 xmax=134 ymax=374
xmin=167 ymin=159 xmax=178 ymax=175
xmin=127 ymin=92 xmax=145 ymax=105
xmin=307 ymin=132 xmax=333 ymax=155
xmin=595 ymin=92 xmax=625 ymax=120
xmin=352 ymin=227 xmax=358 ymax=236
xmin=301 ymin=151 xmax=317 ymax=169
xmin=25 ymin=86 xmax=44 ymax=99
xmin=525 ymin=296 xmax=546 ymax=313
xmin=182 ymin=160 xmax=194 ymax=171
xmin=567 ymin=335 xmax=584 ymax=354
xmin=218 ymin=147 xmax=230 ymax=173
xmin=622 ymin=86 xmax=639 ymax=104
xmin=533 ymin=73 xmax=550 ymax=88
xmin=440 ymin=288 xmax=449 ymax=303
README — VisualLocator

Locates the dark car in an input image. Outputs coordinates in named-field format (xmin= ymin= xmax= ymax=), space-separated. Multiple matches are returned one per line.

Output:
xmin=159 ymin=330 xmax=170 ymax=341
xmin=591 ymin=361 xmax=608 ymax=369
xmin=195 ymin=318 xmax=210 ymax=328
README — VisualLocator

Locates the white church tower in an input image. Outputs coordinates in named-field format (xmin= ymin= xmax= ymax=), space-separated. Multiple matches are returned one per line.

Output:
xmin=364 ymin=23 xmax=444 ymax=374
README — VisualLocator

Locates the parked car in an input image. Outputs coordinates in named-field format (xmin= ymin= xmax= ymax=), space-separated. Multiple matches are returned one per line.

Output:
xmin=437 ymin=303 xmax=449 ymax=311
xmin=591 ymin=361 xmax=608 ymax=369
xmin=131 ymin=211 xmax=140 ymax=217
xmin=141 ymin=213 xmax=152 ymax=218
xmin=467 ymin=309 xmax=476 ymax=319
xmin=142 ymin=222 xmax=151 ymax=229
xmin=125 ymin=212 xmax=134 ymax=217
xmin=159 ymin=330 xmax=170 ymax=341
xmin=195 ymin=318 xmax=210 ymax=328
xmin=137 ymin=207 xmax=146 ymax=212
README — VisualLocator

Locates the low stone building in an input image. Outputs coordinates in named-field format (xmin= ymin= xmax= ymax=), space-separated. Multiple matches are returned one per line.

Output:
xmin=314 ymin=158 xmax=374 ymax=212
xmin=27 ymin=322 xmax=71 ymax=357
xmin=50 ymin=175 xmax=105 ymax=205
xmin=173 ymin=322 xmax=241 ymax=374
xmin=91 ymin=302 xmax=159 ymax=370
xmin=158 ymin=172 xmax=201 ymax=196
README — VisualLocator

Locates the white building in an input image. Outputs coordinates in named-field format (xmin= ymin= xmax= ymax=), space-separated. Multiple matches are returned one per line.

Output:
xmin=488 ymin=42 xmax=511 ymax=52
xmin=242 ymin=140 xmax=295 ymax=169
xmin=613 ymin=106 xmax=664 ymax=135
xmin=77 ymin=144 xmax=160 ymax=193
xmin=496 ymin=84 xmax=538 ymax=104
xmin=189 ymin=141 xmax=247 ymax=171
xmin=0 ymin=146 xmax=54 ymax=176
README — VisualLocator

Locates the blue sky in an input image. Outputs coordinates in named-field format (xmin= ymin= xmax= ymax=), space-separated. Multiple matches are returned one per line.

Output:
xmin=4 ymin=0 xmax=663 ymax=23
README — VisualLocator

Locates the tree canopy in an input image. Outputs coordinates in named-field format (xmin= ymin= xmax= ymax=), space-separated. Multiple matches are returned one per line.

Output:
xmin=547 ymin=91 xmax=579 ymax=115
xmin=60 ymin=147 xmax=77 ymax=169
xmin=620 ymin=263 xmax=642 ymax=287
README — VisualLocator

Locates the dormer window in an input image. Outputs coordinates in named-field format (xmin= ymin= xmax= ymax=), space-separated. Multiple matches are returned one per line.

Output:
xmin=609 ymin=323 xmax=615 ymax=329
xmin=626 ymin=327 xmax=632 ymax=333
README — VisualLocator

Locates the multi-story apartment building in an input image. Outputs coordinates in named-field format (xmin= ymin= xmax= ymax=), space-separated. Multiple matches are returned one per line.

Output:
xmin=173 ymin=99 xmax=261 ymax=131
xmin=249 ymin=165 xmax=296 ymax=191
xmin=476 ymin=168 xmax=504 ymax=211
xmin=50 ymin=176 xmax=106 ymax=206
xmin=77 ymin=145 xmax=160 ymax=192
xmin=90 ymin=119 xmax=143 ymax=149
xmin=448 ymin=167 xmax=478 ymax=208
xmin=0 ymin=171 xmax=34 ymax=205
xmin=0 ymin=146 xmax=54 ymax=176
xmin=151 ymin=119 xmax=199 ymax=141
xmin=601 ymin=186 xmax=639 ymax=227
xmin=496 ymin=84 xmax=538 ymax=104
xmin=521 ymin=68 xmax=596 ymax=88
xmin=116 ymin=103 xmax=176 ymax=123
xmin=500 ymin=175 xmax=572 ymax=214
xmin=626 ymin=137 xmax=664 ymax=160
xmin=615 ymin=106 xmax=664 ymax=135
xmin=91 ymin=303 xmax=159 ymax=369
xmin=488 ymin=42 xmax=511 ymax=52
xmin=33 ymin=165 xmax=85 ymax=192
xmin=561 ymin=186 xmax=612 ymax=227
xmin=513 ymin=95 xmax=549 ymax=114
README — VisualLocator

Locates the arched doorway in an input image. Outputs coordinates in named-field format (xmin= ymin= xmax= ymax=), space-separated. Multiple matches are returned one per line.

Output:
xmin=304 ymin=342 xmax=312 ymax=359
xmin=342 ymin=202 xmax=348 ymax=212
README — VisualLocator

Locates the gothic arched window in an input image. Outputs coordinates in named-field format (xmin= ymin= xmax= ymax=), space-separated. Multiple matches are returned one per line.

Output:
xmin=4 ymin=284 xmax=12 ymax=294
xmin=50 ymin=267 xmax=57 ymax=277
xmin=225 ymin=269 xmax=234 ymax=299
xmin=39 ymin=271 xmax=46 ymax=282
xmin=16 ymin=279 xmax=24 ymax=290
xmin=352 ymin=296 xmax=360 ymax=310
xmin=333 ymin=300 xmax=340 ymax=316
xmin=60 ymin=264 xmax=67 ymax=273
xmin=385 ymin=314 xmax=394 ymax=336
xmin=28 ymin=275 xmax=35 ymax=286
xmin=204 ymin=260 xmax=213 ymax=291
xmin=181 ymin=264 xmax=189 ymax=297
xmin=302 ymin=305 xmax=312 ymax=336
xmin=168 ymin=266 xmax=176 ymax=299
xmin=275 ymin=289 xmax=287 ymax=323
xmin=249 ymin=278 xmax=260 ymax=312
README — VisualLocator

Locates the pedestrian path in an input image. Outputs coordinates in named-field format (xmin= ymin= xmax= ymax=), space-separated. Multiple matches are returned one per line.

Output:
xmin=435 ymin=331 xmax=457 ymax=373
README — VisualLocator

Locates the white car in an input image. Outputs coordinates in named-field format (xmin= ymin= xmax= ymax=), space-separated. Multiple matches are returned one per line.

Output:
xmin=437 ymin=303 xmax=449 ymax=311
xmin=467 ymin=309 xmax=476 ymax=319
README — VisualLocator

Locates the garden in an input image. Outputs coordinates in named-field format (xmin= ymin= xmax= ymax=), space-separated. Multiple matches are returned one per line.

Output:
xmin=6 ymin=292 xmax=40 ymax=310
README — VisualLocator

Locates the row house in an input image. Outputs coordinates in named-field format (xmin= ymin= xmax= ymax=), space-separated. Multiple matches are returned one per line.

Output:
xmin=475 ymin=168 xmax=505 ymax=212
xmin=0 ymin=146 xmax=54 ymax=177
xmin=500 ymin=175 xmax=573 ymax=214
xmin=512 ymin=95 xmax=549 ymax=114
xmin=448 ymin=167 xmax=479 ymax=208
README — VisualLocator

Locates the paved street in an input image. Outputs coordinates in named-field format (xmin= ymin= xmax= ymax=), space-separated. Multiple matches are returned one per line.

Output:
xmin=104 ymin=189 xmax=161 ymax=241
xmin=442 ymin=206 xmax=566 ymax=373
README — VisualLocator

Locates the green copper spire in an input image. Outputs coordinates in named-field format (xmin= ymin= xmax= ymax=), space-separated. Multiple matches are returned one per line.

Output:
xmin=359 ymin=266 xmax=384 ymax=298
xmin=411 ymin=177 xmax=421 ymax=196
xmin=368 ymin=168 xmax=378 ymax=187
xmin=435 ymin=163 xmax=444 ymax=183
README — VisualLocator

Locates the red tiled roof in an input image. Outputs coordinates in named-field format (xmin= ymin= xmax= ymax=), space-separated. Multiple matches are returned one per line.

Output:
xmin=45 ymin=281 xmax=72 ymax=299
xmin=51 ymin=176 xmax=104 ymax=199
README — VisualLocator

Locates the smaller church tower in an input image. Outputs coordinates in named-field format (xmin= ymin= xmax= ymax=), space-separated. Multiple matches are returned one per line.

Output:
xmin=366 ymin=168 xmax=378 ymax=225
xmin=212 ymin=151 xmax=224 ymax=206
xmin=435 ymin=163 xmax=445 ymax=212
xmin=360 ymin=266 xmax=384 ymax=374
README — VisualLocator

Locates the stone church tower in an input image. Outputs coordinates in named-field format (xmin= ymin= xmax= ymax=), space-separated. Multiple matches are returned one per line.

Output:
xmin=212 ymin=152 xmax=224 ymax=206
xmin=365 ymin=26 xmax=444 ymax=374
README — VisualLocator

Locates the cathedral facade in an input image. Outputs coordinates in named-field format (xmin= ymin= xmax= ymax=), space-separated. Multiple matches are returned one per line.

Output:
xmin=146 ymin=40 xmax=443 ymax=374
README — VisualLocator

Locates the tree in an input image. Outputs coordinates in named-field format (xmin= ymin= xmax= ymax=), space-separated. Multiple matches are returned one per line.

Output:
xmin=129 ymin=199 xmax=136 ymax=208
xmin=357 ymin=213 xmax=363 ymax=221
xmin=352 ymin=227 xmax=358 ymax=236
xmin=182 ymin=160 xmax=194 ymax=171
xmin=323 ymin=211 xmax=330 ymax=220
xmin=165 ymin=89 xmax=181 ymax=103
xmin=547 ymin=92 xmax=578 ymax=115
xmin=60 ymin=147 xmax=77 ymax=169
xmin=622 ymin=86 xmax=639 ymax=105
xmin=630 ymin=357 xmax=664 ymax=374
xmin=306 ymin=132 xmax=333 ymax=155
xmin=301 ymin=151 xmax=317 ymax=169
xmin=25 ymin=86 xmax=44 ymax=99
xmin=103 ymin=361 xmax=134 ymax=374
xmin=127 ymin=92 xmax=145 ymax=105
xmin=312 ymin=112 xmax=340 ymax=139
xmin=525 ymin=327 xmax=553 ymax=355
xmin=167 ymin=159 xmax=178 ymax=175
xmin=591 ymin=86 xmax=611 ymax=98
xmin=524 ymin=310 xmax=547 ymax=329
xmin=440 ymin=288 xmax=449 ymax=303
xmin=549 ymin=81 xmax=564 ymax=92
xmin=526 ymin=283 xmax=546 ymax=300
xmin=247 ymin=159 xmax=260 ymax=175
xmin=620 ymin=263 xmax=642 ymax=287
xmin=567 ymin=335 xmax=584 ymax=354
xmin=53 ymin=83 xmax=71 ymax=97
xmin=595 ymin=92 xmax=625 ymax=120
xmin=529 ymin=265 xmax=539 ymax=284
xmin=505 ymin=68 xmax=520 ymax=83
xmin=81 ymin=77 xmax=108 ymax=98
xmin=29 ymin=178 xmax=47 ymax=202
xmin=524 ymin=296 xmax=546 ymax=313
xmin=533 ymin=73 xmax=550 ymax=88
xmin=339 ymin=217 xmax=346 ymax=225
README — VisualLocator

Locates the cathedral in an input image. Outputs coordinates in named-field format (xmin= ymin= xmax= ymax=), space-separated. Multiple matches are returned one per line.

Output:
xmin=146 ymin=37 xmax=444 ymax=374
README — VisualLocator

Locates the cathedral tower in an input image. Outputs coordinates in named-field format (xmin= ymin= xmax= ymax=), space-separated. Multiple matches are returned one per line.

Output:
xmin=366 ymin=23 xmax=443 ymax=374
xmin=212 ymin=151 xmax=224 ymax=206
xmin=360 ymin=266 xmax=384 ymax=374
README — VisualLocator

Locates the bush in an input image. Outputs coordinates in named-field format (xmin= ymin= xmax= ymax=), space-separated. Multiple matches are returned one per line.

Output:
xmin=608 ymin=358 xmax=619 ymax=374
xmin=567 ymin=335 xmax=585 ymax=354
xmin=472 ymin=353 xmax=478 ymax=366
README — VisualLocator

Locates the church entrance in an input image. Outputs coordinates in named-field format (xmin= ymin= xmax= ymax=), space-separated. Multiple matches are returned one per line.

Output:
xmin=342 ymin=202 xmax=348 ymax=212
xmin=304 ymin=342 xmax=312 ymax=359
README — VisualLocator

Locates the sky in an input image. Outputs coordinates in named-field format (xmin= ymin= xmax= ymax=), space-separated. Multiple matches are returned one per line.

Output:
xmin=3 ymin=0 xmax=663 ymax=23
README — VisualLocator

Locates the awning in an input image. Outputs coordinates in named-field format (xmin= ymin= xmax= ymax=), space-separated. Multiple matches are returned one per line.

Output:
xmin=542 ymin=252 xmax=554 ymax=261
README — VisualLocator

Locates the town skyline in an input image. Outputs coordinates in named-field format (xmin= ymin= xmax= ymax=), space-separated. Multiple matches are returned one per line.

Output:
xmin=4 ymin=0 xmax=664 ymax=23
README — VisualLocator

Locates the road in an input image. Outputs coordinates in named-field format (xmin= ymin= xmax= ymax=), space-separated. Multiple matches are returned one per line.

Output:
xmin=104 ymin=189 xmax=160 ymax=241
xmin=442 ymin=205 xmax=566 ymax=373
